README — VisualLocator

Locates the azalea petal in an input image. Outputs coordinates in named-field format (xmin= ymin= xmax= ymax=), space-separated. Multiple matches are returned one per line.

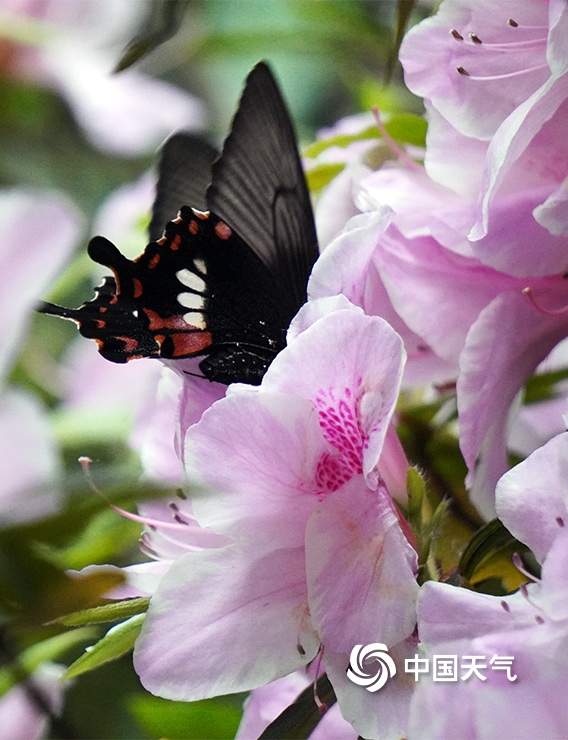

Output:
xmin=309 ymin=211 xmax=455 ymax=386
xmin=314 ymin=166 xmax=365 ymax=249
xmin=41 ymin=43 xmax=205 ymax=155
xmin=358 ymin=156 xmax=476 ymax=245
xmin=534 ymin=527 xmax=568 ymax=621
xmin=469 ymin=76 xmax=568 ymax=275
xmin=0 ymin=663 xmax=66 ymax=740
xmin=0 ymin=189 xmax=81 ymax=380
xmin=0 ymin=389 xmax=61 ymax=525
xmin=409 ymin=631 xmax=568 ymax=740
xmin=306 ymin=477 xmax=419 ymax=652
xmin=324 ymin=639 xmax=416 ymax=740
xmin=184 ymin=392 xmax=327 ymax=547
xmin=457 ymin=287 xmax=568 ymax=519
xmin=418 ymin=581 xmax=536 ymax=645
xmin=372 ymin=225 xmax=516 ymax=365
xmin=287 ymin=295 xmax=360 ymax=343
xmin=236 ymin=672 xmax=311 ymax=740
xmin=496 ymin=432 xmax=568 ymax=561
xmin=533 ymin=175 xmax=568 ymax=236
xmin=471 ymin=184 xmax=568 ymax=279
xmin=308 ymin=210 xmax=393 ymax=308
xmin=134 ymin=544 xmax=319 ymax=701
xmin=262 ymin=309 xmax=405 ymax=483
xmin=421 ymin=106 xmax=489 ymax=200
xmin=400 ymin=0 xmax=551 ymax=140
xmin=548 ymin=0 xmax=568 ymax=75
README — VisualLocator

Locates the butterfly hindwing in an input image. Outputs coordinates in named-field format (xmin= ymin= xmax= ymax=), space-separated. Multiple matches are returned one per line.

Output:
xmin=148 ymin=133 xmax=218 ymax=243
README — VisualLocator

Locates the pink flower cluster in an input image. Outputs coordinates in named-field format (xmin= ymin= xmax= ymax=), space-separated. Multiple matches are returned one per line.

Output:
xmin=107 ymin=0 xmax=568 ymax=737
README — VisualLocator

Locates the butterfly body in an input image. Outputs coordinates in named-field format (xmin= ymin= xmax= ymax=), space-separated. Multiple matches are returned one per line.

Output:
xmin=39 ymin=62 xmax=318 ymax=385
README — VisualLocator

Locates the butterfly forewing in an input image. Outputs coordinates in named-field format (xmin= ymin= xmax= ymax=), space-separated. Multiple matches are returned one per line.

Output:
xmin=206 ymin=62 xmax=318 ymax=322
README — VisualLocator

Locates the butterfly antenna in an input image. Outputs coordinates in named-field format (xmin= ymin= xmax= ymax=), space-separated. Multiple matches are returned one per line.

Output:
xmin=36 ymin=301 xmax=81 ymax=322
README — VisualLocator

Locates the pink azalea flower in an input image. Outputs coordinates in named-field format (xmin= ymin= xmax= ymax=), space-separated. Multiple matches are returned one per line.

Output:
xmin=495 ymin=428 xmax=568 ymax=562
xmin=0 ymin=188 xmax=80 ymax=523
xmin=312 ymin=203 xmax=568 ymax=518
xmin=0 ymin=664 xmax=67 ymax=740
xmin=0 ymin=188 xmax=81 ymax=380
xmin=306 ymin=113 xmax=377 ymax=248
xmin=408 ymin=428 xmax=568 ymax=738
xmin=308 ymin=211 xmax=457 ymax=388
xmin=3 ymin=0 xmax=205 ymax=154
xmin=400 ymin=0 xmax=568 ymax=277
xmin=133 ymin=302 xmax=419 ymax=739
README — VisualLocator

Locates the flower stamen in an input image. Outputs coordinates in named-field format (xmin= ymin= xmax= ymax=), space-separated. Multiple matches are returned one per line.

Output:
xmin=523 ymin=286 xmax=568 ymax=316
xmin=78 ymin=456 xmax=190 ymax=532
xmin=456 ymin=63 xmax=549 ymax=80
xmin=371 ymin=107 xmax=424 ymax=172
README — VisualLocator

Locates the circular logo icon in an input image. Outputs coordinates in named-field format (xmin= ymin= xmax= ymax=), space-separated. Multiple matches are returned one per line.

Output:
xmin=346 ymin=643 xmax=397 ymax=692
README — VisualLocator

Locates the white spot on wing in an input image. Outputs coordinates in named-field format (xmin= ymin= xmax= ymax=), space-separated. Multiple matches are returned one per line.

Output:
xmin=178 ymin=291 xmax=204 ymax=310
xmin=193 ymin=258 xmax=207 ymax=276
xmin=183 ymin=311 xmax=206 ymax=329
xmin=176 ymin=268 xmax=206 ymax=293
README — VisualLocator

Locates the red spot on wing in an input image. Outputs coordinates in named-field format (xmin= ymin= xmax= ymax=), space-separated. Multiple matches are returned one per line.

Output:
xmin=142 ymin=309 xmax=212 ymax=357
xmin=144 ymin=309 xmax=191 ymax=332
xmin=215 ymin=221 xmax=232 ymax=240
xmin=133 ymin=278 xmax=143 ymax=298
xmin=115 ymin=336 xmax=141 ymax=353
xmin=148 ymin=252 xmax=161 ymax=269
xmin=169 ymin=330 xmax=213 ymax=357
xmin=188 ymin=220 xmax=199 ymax=234
xmin=170 ymin=234 xmax=181 ymax=251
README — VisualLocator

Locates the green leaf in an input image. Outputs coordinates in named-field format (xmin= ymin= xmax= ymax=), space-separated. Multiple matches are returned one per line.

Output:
xmin=129 ymin=695 xmax=243 ymax=740
xmin=406 ymin=466 xmax=426 ymax=523
xmin=384 ymin=113 xmax=427 ymax=147
xmin=524 ymin=366 xmax=568 ymax=404
xmin=259 ymin=674 xmax=336 ymax=739
xmin=303 ymin=126 xmax=380 ymax=158
xmin=459 ymin=519 xmax=519 ymax=581
xmin=64 ymin=614 xmax=145 ymax=680
xmin=305 ymin=163 xmax=344 ymax=192
xmin=385 ymin=1 xmax=417 ymax=82
xmin=53 ymin=598 xmax=150 ymax=628
xmin=0 ymin=628 xmax=97 ymax=697
xmin=114 ymin=0 xmax=190 ymax=72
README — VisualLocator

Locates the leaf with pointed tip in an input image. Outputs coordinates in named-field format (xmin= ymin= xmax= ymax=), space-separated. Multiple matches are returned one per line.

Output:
xmin=0 ymin=628 xmax=97 ymax=697
xmin=64 ymin=614 xmax=145 ymax=679
xmin=51 ymin=598 xmax=150 ymax=628
xmin=114 ymin=0 xmax=189 ymax=72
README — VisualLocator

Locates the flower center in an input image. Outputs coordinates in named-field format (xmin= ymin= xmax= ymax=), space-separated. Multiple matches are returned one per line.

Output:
xmin=313 ymin=387 xmax=364 ymax=494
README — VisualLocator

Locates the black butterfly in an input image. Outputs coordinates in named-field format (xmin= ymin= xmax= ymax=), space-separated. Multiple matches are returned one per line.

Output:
xmin=39 ymin=62 xmax=319 ymax=385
